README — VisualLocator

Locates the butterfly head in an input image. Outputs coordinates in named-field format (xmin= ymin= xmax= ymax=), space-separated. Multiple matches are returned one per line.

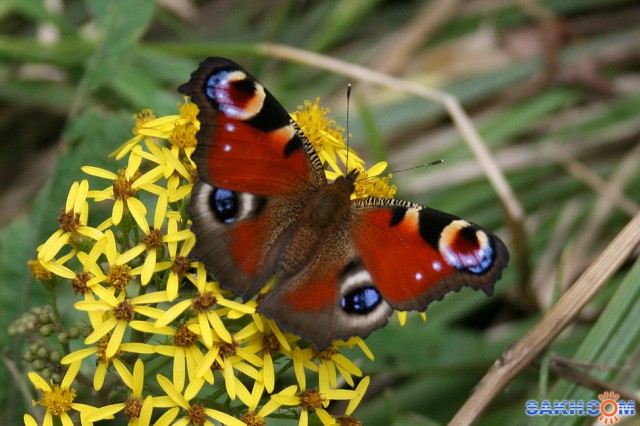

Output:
xmin=333 ymin=168 xmax=359 ymax=195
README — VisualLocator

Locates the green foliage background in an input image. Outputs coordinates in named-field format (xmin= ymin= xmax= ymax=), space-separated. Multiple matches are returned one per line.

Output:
xmin=1 ymin=0 xmax=639 ymax=424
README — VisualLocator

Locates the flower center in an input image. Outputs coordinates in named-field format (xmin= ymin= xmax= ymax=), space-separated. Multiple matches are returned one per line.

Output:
xmin=113 ymin=301 xmax=135 ymax=321
xmin=112 ymin=169 xmax=139 ymax=201
xmin=218 ymin=340 xmax=238 ymax=358
xmin=37 ymin=383 xmax=76 ymax=415
xmin=133 ymin=109 xmax=156 ymax=131
xmin=28 ymin=260 xmax=53 ymax=281
xmin=191 ymin=291 xmax=216 ymax=313
xmin=125 ymin=396 xmax=143 ymax=419
xmin=337 ymin=415 xmax=363 ymax=426
xmin=186 ymin=403 xmax=206 ymax=426
xmin=179 ymin=101 xmax=199 ymax=123
xmin=168 ymin=122 xmax=197 ymax=150
xmin=108 ymin=264 xmax=132 ymax=291
xmin=58 ymin=209 xmax=81 ymax=233
xmin=298 ymin=388 xmax=324 ymax=412
xmin=143 ymin=228 xmax=164 ymax=250
xmin=171 ymin=255 xmax=191 ymax=277
xmin=261 ymin=333 xmax=280 ymax=355
xmin=173 ymin=325 xmax=198 ymax=347
xmin=241 ymin=411 xmax=266 ymax=426
xmin=314 ymin=345 xmax=338 ymax=360
xmin=71 ymin=271 xmax=91 ymax=295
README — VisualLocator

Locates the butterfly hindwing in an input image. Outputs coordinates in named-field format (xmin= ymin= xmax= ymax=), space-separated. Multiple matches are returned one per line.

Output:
xmin=189 ymin=180 xmax=309 ymax=298
xmin=258 ymin=224 xmax=394 ymax=348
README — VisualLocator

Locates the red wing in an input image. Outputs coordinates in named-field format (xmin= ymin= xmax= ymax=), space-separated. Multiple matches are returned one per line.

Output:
xmin=179 ymin=57 xmax=326 ymax=195
xmin=189 ymin=181 xmax=305 ymax=299
xmin=258 ymin=230 xmax=394 ymax=349
xmin=352 ymin=199 xmax=509 ymax=311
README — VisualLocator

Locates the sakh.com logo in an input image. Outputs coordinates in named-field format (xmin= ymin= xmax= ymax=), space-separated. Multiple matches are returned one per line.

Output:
xmin=526 ymin=391 xmax=636 ymax=424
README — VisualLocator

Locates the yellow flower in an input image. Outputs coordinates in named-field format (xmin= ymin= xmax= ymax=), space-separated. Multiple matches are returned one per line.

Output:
xmin=111 ymin=109 xmax=157 ymax=160
xmin=131 ymin=319 xmax=214 ymax=390
xmin=60 ymin=333 xmax=154 ymax=391
xmin=74 ymin=286 xmax=169 ymax=358
xmin=292 ymin=98 xmax=396 ymax=199
xmin=291 ymin=98 xmax=359 ymax=172
xmin=269 ymin=385 xmax=360 ymax=426
xmin=82 ymin=151 xmax=160 ymax=226
xmin=154 ymin=374 xmax=245 ymax=426
xmin=195 ymin=326 xmax=263 ymax=401
xmin=314 ymin=343 xmax=364 ymax=393
xmin=84 ymin=359 xmax=156 ymax=425
xmin=152 ymin=211 xmax=196 ymax=300
xmin=37 ymin=180 xmax=104 ymax=263
xmin=27 ymin=259 xmax=53 ymax=282
xmin=28 ymin=360 xmax=111 ymax=425
xmin=82 ymin=230 xmax=140 ymax=293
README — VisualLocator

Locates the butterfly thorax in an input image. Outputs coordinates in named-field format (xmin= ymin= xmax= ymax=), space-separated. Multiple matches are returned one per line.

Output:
xmin=275 ymin=173 xmax=356 ymax=279
xmin=303 ymin=174 xmax=355 ymax=228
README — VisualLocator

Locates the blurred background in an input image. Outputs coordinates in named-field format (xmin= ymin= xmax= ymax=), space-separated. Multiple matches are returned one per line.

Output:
xmin=1 ymin=0 xmax=639 ymax=424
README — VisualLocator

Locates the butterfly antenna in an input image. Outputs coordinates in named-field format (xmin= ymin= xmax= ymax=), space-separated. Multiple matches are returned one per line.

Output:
xmin=387 ymin=159 xmax=444 ymax=174
xmin=345 ymin=84 xmax=352 ymax=176
xmin=356 ymin=159 xmax=444 ymax=183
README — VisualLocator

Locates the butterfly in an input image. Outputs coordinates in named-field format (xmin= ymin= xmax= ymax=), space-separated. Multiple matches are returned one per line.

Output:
xmin=179 ymin=57 xmax=509 ymax=349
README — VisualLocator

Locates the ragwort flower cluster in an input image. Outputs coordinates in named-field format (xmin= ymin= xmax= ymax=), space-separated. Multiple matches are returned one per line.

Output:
xmin=22 ymin=97 xmax=397 ymax=426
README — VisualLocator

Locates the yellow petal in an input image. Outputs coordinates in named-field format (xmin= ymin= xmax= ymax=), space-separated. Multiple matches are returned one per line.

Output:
xmin=105 ymin=320 xmax=127 ymax=358
xmin=133 ymin=290 xmax=170 ymax=305
xmin=196 ymin=346 xmax=219 ymax=378
xmin=92 ymin=284 xmax=119 ymax=306
xmin=74 ymin=180 xmax=90 ymax=213
xmin=39 ymin=231 xmax=70 ymax=262
xmin=204 ymin=408 xmax=247 ymax=426
xmin=156 ymin=374 xmax=189 ymax=410
xmin=85 ymin=403 xmax=125 ymax=422
xmin=23 ymin=414 xmax=38 ymax=426
xmin=139 ymin=396 xmax=154 ymax=425
xmin=28 ymin=371 xmax=51 ymax=392
xmin=61 ymin=347 xmax=98 ymax=364
xmin=131 ymin=165 xmax=164 ymax=190
xmin=81 ymin=166 xmax=117 ymax=180
xmin=223 ymin=357 xmax=236 ymax=400
xmin=154 ymin=407 xmax=179 ymax=426
xmin=42 ymin=261 xmax=76 ymax=280
xmin=263 ymin=353 xmax=275 ymax=393
xmin=117 ymin=244 xmax=146 ymax=265
xmin=132 ymin=359 xmax=144 ymax=396
xmin=61 ymin=360 xmax=81 ymax=388
xmin=174 ymin=347 xmax=187 ymax=391
xmin=141 ymin=249 xmax=156 ymax=285
xmin=127 ymin=197 xmax=149 ymax=233
xmin=93 ymin=361 xmax=107 ymax=390
xmin=112 ymin=199 xmax=124 ymax=225
xmin=345 ymin=375 xmax=370 ymax=415
xmin=130 ymin=320 xmax=175 ymax=336
xmin=77 ymin=226 xmax=104 ymax=241
xmin=84 ymin=316 xmax=118 ymax=344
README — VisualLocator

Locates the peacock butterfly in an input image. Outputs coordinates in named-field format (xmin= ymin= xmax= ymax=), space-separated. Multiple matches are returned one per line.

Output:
xmin=179 ymin=57 xmax=509 ymax=348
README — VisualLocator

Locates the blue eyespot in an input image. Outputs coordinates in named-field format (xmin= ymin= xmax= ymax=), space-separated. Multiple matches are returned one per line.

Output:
xmin=210 ymin=188 xmax=237 ymax=224
xmin=341 ymin=287 xmax=382 ymax=314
